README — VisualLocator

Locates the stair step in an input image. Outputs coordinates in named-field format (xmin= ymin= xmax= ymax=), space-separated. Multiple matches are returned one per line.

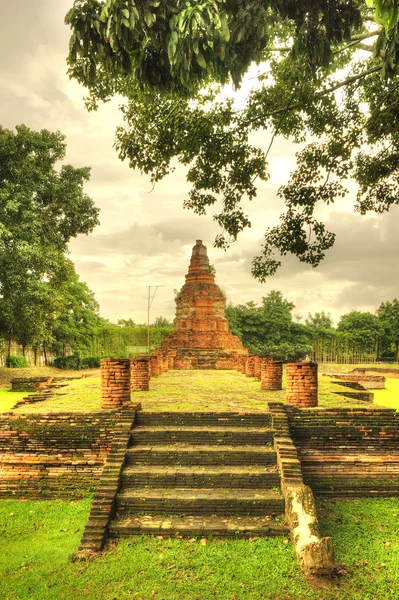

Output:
xmin=135 ymin=412 xmax=272 ymax=427
xmin=108 ymin=514 xmax=289 ymax=538
xmin=130 ymin=426 xmax=274 ymax=446
xmin=116 ymin=488 xmax=285 ymax=516
xmin=121 ymin=465 xmax=280 ymax=488
xmin=126 ymin=445 xmax=277 ymax=466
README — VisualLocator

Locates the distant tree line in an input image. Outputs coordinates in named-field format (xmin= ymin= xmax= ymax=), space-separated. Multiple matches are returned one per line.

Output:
xmin=226 ymin=292 xmax=399 ymax=364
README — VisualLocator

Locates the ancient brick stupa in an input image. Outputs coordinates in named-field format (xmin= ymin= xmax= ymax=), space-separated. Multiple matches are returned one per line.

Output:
xmin=159 ymin=240 xmax=247 ymax=368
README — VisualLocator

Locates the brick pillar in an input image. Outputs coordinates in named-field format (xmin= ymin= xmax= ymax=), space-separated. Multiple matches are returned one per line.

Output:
xmin=261 ymin=361 xmax=283 ymax=390
xmin=286 ymin=361 xmax=318 ymax=407
xmin=150 ymin=354 xmax=159 ymax=377
xmin=162 ymin=353 xmax=169 ymax=373
xmin=254 ymin=355 xmax=262 ymax=380
xmin=101 ymin=358 xmax=131 ymax=409
xmin=245 ymin=355 xmax=255 ymax=377
xmin=168 ymin=351 xmax=176 ymax=369
xmin=131 ymin=355 xmax=150 ymax=391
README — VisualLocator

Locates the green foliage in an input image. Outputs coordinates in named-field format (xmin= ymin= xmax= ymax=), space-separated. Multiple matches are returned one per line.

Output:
xmin=53 ymin=355 xmax=100 ymax=370
xmin=377 ymin=298 xmax=399 ymax=361
xmin=1 ymin=496 xmax=399 ymax=599
xmin=226 ymin=290 xmax=312 ymax=360
xmin=0 ymin=125 xmax=99 ymax=357
xmin=5 ymin=355 xmax=28 ymax=368
xmin=65 ymin=1 xmax=399 ymax=278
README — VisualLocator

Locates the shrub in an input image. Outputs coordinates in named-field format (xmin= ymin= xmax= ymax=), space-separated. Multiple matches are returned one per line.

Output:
xmin=6 ymin=355 xmax=28 ymax=368
xmin=53 ymin=355 xmax=100 ymax=370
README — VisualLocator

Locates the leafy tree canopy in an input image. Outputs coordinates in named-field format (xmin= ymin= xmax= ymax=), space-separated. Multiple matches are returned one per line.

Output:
xmin=377 ymin=298 xmax=399 ymax=361
xmin=66 ymin=0 xmax=399 ymax=279
xmin=226 ymin=290 xmax=311 ymax=359
xmin=0 ymin=125 xmax=99 ymax=351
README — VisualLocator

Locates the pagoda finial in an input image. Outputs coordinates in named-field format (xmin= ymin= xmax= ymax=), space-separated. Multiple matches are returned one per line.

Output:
xmin=186 ymin=240 xmax=214 ymax=282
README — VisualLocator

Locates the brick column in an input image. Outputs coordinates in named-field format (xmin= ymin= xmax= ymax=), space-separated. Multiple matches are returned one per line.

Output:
xmin=254 ymin=356 xmax=262 ymax=380
xmin=150 ymin=354 xmax=159 ymax=377
xmin=101 ymin=358 xmax=131 ymax=409
xmin=286 ymin=361 xmax=318 ymax=407
xmin=161 ymin=353 xmax=169 ymax=373
xmin=261 ymin=361 xmax=283 ymax=390
xmin=245 ymin=355 xmax=255 ymax=377
xmin=131 ymin=355 xmax=150 ymax=391
xmin=168 ymin=351 xmax=176 ymax=369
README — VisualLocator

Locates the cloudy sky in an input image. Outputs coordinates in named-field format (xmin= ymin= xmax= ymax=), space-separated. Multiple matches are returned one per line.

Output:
xmin=1 ymin=1 xmax=398 ymax=326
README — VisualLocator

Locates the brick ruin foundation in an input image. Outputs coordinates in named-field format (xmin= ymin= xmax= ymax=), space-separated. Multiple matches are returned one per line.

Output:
xmin=286 ymin=362 xmax=318 ymax=407
xmin=159 ymin=240 xmax=247 ymax=369
xmin=0 ymin=412 xmax=118 ymax=498
xmin=131 ymin=355 xmax=150 ymax=391
xmin=101 ymin=358 xmax=131 ymax=408
xmin=261 ymin=360 xmax=283 ymax=390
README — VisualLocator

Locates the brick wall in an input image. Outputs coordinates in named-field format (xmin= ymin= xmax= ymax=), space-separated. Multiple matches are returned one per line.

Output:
xmin=0 ymin=412 xmax=119 ymax=498
xmin=287 ymin=407 xmax=399 ymax=497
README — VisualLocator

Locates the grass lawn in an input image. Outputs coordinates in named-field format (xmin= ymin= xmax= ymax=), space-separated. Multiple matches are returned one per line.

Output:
xmin=0 ymin=497 xmax=398 ymax=600
xmin=0 ymin=366 xmax=396 ymax=414
xmin=373 ymin=378 xmax=399 ymax=411
xmin=0 ymin=388 xmax=35 ymax=412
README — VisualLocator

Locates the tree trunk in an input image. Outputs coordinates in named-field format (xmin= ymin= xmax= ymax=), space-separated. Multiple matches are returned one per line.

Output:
xmin=396 ymin=341 xmax=399 ymax=364
xmin=43 ymin=345 xmax=48 ymax=366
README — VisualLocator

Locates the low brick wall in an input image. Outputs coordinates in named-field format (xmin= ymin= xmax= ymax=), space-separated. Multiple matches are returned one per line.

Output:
xmin=352 ymin=367 xmax=399 ymax=378
xmin=11 ymin=377 xmax=52 ymax=392
xmin=286 ymin=362 xmax=318 ymax=407
xmin=0 ymin=412 xmax=119 ymax=498
xmin=287 ymin=407 xmax=399 ymax=497
xmin=150 ymin=354 xmax=160 ymax=377
xmin=324 ymin=373 xmax=385 ymax=389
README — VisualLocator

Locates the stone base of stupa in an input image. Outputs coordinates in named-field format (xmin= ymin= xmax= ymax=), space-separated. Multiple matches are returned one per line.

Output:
xmin=172 ymin=348 xmax=243 ymax=370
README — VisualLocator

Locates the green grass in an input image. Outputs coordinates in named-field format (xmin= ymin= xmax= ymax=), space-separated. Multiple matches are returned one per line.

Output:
xmin=1 ymin=498 xmax=399 ymax=599
xmin=10 ymin=376 xmax=102 ymax=414
xmin=6 ymin=367 xmax=399 ymax=414
xmin=132 ymin=370 xmax=285 ymax=413
xmin=0 ymin=387 xmax=35 ymax=412
xmin=373 ymin=379 xmax=399 ymax=411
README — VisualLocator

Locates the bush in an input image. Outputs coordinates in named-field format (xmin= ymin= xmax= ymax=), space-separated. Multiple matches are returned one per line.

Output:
xmin=6 ymin=355 xmax=28 ymax=368
xmin=53 ymin=355 xmax=100 ymax=370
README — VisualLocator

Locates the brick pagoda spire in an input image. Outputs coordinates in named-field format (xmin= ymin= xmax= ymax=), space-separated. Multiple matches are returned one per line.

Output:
xmin=160 ymin=240 xmax=247 ymax=368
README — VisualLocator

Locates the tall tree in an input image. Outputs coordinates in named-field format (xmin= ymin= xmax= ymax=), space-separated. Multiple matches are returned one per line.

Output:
xmin=66 ymin=1 xmax=399 ymax=279
xmin=51 ymin=268 xmax=101 ymax=358
xmin=377 ymin=299 xmax=399 ymax=362
xmin=305 ymin=312 xmax=336 ymax=362
xmin=337 ymin=311 xmax=384 ymax=362
xmin=0 ymin=125 xmax=99 ymax=353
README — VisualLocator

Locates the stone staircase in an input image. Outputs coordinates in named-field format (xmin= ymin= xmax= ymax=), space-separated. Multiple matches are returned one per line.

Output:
xmin=108 ymin=411 xmax=288 ymax=539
